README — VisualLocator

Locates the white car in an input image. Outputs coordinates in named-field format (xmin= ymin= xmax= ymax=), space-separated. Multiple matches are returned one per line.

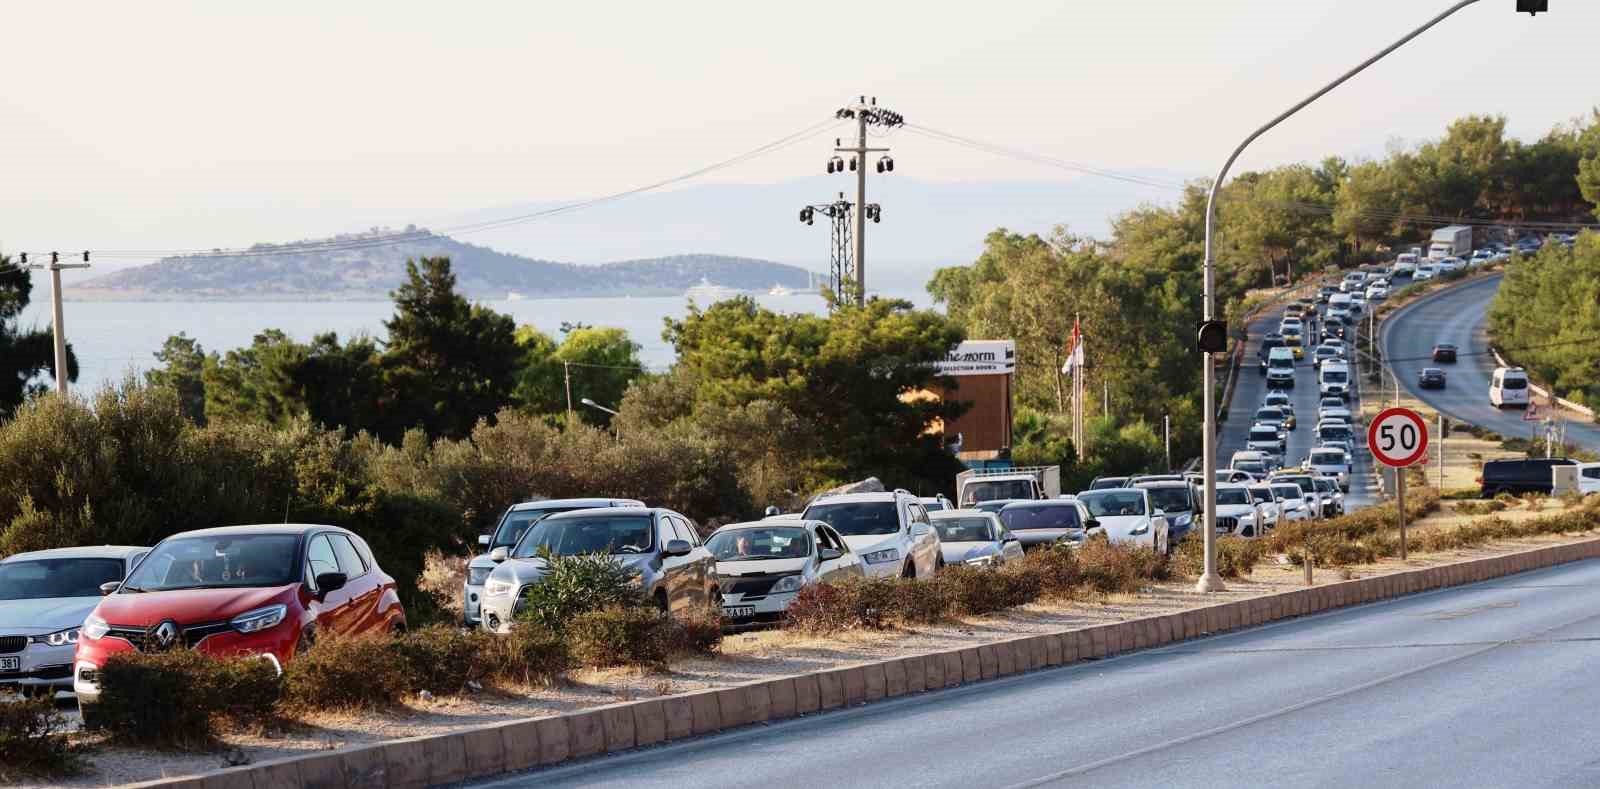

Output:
xmin=1248 ymin=422 xmax=1288 ymax=456
xmin=1076 ymin=488 xmax=1171 ymax=552
xmin=1489 ymin=366 xmax=1532 ymax=409
xmin=708 ymin=518 xmax=865 ymax=626
xmin=1270 ymin=482 xmax=1313 ymax=522
xmin=1393 ymin=254 xmax=1418 ymax=275
xmin=1231 ymin=450 xmax=1276 ymax=473
xmin=802 ymin=490 xmax=942 ymax=578
xmin=931 ymin=510 xmax=1026 ymax=566
xmin=1319 ymin=362 xmax=1352 ymax=401
xmin=1305 ymin=447 xmax=1352 ymax=491
xmin=1247 ymin=484 xmax=1282 ymax=531
xmin=463 ymin=497 xmax=645 ymax=626
xmin=1262 ymin=391 xmax=1296 ymax=423
xmin=1313 ymin=476 xmax=1346 ymax=517
xmin=1349 ymin=292 xmax=1368 ymax=313
xmin=1212 ymin=484 xmax=1268 ymax=539
xmin=1366 ymin=284 xmax=1389 ymax=301
xmin=1318 ymin=396 xmax=1352 ymax=423
xmin=1341 ymin=273 xmax=1367 ymax=293
xmin=1470 ymin=249 xmax=1495 ymax=266
xmin=1436 ymin=257 xmax=1466 ymax=273
xmin=1414 ymin=264 xmax=1437 ymax=281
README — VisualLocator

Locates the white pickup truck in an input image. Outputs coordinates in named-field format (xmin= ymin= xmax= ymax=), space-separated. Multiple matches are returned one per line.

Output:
xmin=956 ymin=465 xmax=1062 ymax=507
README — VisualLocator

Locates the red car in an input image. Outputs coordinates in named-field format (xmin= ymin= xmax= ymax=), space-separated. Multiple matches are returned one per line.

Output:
xmin=74 ymin=525 xmax=404 ymax=716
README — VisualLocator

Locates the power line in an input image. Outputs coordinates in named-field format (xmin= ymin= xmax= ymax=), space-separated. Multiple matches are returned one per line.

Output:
xmin=82 ymin=117 xmax=844 ymax=261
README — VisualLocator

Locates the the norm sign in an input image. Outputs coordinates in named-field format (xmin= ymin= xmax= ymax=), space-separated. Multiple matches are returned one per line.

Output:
xmin=1368 ymin=407 xmax=1429 ymax=468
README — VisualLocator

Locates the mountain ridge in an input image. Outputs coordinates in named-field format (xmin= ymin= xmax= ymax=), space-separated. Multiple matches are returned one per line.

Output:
xmin=74 ymin=230 xmax=819 ymax=300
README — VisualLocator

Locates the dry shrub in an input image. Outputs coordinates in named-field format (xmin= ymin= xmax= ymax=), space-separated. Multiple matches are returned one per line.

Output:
xmin=1075 ymin=536 xmax=1168 ymax=594
xmin=485 ymin=622 xmax=570 ymax=685
xmin=280 ymin=635 xmax=409 ymax=712
xmin=938 ymin=564 xmax=1041 ymax=615
xmin=1454 ymin=499 xmax=1508 ymax=516
xmin=1174 ymin=534 xmax=1264 ymax=579
xmin=391 ymin=624 xmax=498 ymax=695
xmin=92 ymin=650 xmax=281 ymax=746
xmin=0 ymin=691 xmax=81 ymax=780
xmin=567 ymin=607 xmax=673 ymax=669
xmin=665 ymin=605 xmax=725 ymax=657
xmin=1013 ymin=544 xmax=1082 ymax=598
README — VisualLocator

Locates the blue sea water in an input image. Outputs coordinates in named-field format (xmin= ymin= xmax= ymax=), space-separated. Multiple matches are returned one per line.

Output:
xmin=22 ymin=290 xmax=930 ymax=394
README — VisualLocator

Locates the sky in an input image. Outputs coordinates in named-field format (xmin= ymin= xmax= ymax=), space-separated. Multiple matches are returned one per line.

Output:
xmin=4 ymin=0 xmax=1596 ymax=275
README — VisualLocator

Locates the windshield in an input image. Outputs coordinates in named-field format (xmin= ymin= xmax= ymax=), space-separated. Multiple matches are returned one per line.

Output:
xmin=0 ymin=558 xmax=128 ymax=600
xmin=934 ymin=516 xmax=996 ymax=542
xmin=1250 ymin=428 xmax=1278 ymax=441
xmin=1283 ymin=477 xmax=1316 ymax=494
xmin=1273 ymin=485 xmax=1303 ymax=501
xmin=921 ymin=500 xmax=947 ymax=512
xmin=1312 ymin=452 xmax=1345 ymax=465
xmin=491 ymin=507 xmax=588 ymax=550
xmin=1143 ymin=487 xmax=1193 ymax=514
xmin=1078 ymin=491 xmax=1147 ymax=518
xmin=964 ymin=479 xmax=1035 ymax=503
xmin=1323 ymin=370 xmax=1348 ymax=383
xmin=1269 ymin=357 xmax=1294 ymax=369
xmin=706 ymin=527 xmax=811 ymax=561
xmin=1255 ymin=409 xmax=1281 ymax=421
xmin=1089 ymin=478 xmax=1128 ymax=490
xmin=124 ymin=534 xmax=299 ymax=591
xmin=1316 ymin=478 xmax=1337 ymax=492
xmin=1236 ymin=461 xmax=1266 ymax=474
xmin=1249 ymin=488 xmax=1274 ymax=504
xmin=1320 ymin=426 xmax=1352 ymax=440
xmin=804 ymin=501 xmax=901 ymax=537
xmin=1215 ymin=489 xmax=1251 ymax=506
xmin=513 ymin=516 xmax=654 ymax=558
xmin=1000 ymin=505 xmax=1082 ymax=531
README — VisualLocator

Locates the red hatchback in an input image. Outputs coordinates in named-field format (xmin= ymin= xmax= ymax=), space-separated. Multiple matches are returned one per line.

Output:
xmin=74 ymin=525 xmax=404 ymax=714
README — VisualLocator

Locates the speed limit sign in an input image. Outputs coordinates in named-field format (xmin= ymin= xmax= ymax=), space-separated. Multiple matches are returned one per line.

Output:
xmin=1369 ymin=407 xmax=1429 ymax=468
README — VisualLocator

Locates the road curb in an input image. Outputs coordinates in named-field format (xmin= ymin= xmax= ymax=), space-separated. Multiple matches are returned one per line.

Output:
xmin=121 ymin=537 xmax=1600 ymax=789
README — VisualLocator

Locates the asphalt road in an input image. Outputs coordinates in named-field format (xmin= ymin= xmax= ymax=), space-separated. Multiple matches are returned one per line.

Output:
xmin=476 ymin=557 xmax=1600 ymax=789
xmin=1382 ymin=273 xmax=1600 ymax=451
xmin=1219 ymin=292 xmax=1378 ymax=509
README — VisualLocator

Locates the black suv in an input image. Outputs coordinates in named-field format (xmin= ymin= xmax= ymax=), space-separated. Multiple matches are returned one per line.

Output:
xmin=1480 ymin=458 xmax=1577 ymax=497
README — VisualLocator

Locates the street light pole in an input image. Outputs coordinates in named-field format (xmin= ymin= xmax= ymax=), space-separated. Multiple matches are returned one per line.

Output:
xmin=1198 ymin=0 xmax=1486 ymax=593
xmin=579 ymin=397 xmax=621 ymax=442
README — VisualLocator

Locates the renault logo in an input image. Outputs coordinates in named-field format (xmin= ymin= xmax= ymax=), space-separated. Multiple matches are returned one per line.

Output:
xmin=153 ymin=620 xmax=179 ymax=650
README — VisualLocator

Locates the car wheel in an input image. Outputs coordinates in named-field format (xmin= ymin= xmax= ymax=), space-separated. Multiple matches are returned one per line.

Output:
xmin=934 ymin=555 xmax=946 ymax=573
xmin=78 ymin=701 xmax=104 ymax=731
xmin=901 ymin=561 xmax=916 ymax=580
xmin=709 ymin=586 xmax=722 ymax=608
xmin=655 ymin=590 xmax=669 ymax=613
xmin=296 ymin=626 xmax=316 ymax=655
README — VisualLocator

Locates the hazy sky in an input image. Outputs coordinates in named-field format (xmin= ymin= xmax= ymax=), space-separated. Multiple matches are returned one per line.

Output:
xmin=4 ymin=0 xmax=1595 ymax=264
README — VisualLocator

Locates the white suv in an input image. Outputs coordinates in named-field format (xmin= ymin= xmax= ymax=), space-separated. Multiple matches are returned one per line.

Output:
xmin=801 ymin=490 xmax=943 ymax=578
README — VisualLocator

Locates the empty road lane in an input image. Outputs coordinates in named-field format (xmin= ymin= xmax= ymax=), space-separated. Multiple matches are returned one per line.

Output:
xmin=475 ymin=558 xmax=1600 ymax=789
xmin=1383 ymin=273 xmax=1600 ymax=451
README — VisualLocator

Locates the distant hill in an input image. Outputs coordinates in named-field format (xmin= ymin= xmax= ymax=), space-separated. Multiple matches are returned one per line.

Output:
xmin=73 ymin=229 xmax=818 ymax=300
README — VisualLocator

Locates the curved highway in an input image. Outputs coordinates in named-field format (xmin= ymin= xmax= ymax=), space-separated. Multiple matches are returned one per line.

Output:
xmin=475 ymin=557 xmax=1600 ymax=788
xmin=1382 ymin=273 xmax=1600 ymax=450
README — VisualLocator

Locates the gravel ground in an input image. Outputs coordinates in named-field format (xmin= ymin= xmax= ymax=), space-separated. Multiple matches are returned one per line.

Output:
xmin=22 ymin=524 xmax=1599 ymax=788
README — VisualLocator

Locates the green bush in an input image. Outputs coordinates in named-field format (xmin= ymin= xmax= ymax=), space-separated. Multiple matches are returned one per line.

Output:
xmin=92 ymin=650 xmax=281 ymax=746
xmin=0 ymin=691 xmax=81 ymax=780
xmin=516 ymin=552 xmax=646 ymax=632
xmin=280 ymin=635 xmax=409 ymax=712
xmin=567 ymin=606 xmax=673 ymax=669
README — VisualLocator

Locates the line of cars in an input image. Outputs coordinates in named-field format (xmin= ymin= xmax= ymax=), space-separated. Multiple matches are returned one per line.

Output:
xmin=1 ymin=524 xmax=408 ymax=724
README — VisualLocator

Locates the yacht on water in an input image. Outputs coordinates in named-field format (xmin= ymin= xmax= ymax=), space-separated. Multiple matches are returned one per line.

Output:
xmin=685 ymin=277 xmax=741 ymax=304
xmin=767 ymin=283 xmax=794 ymax=296
xmin=506 ymin=291 xmax=525 ymax=301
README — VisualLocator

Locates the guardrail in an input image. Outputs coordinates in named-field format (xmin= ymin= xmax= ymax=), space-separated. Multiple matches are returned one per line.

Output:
xmin=1490 ymin=347 xmax=1596 ymax=422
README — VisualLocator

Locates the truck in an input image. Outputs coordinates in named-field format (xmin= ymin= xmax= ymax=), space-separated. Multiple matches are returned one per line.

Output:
xmin=1427 ymin=225 xmax=1474 ymax=260
xmin=955 ymin=465 xmax=1061 ymax=506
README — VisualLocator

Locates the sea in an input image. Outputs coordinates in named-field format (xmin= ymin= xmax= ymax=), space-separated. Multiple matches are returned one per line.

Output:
xmin=21 ymin=290 xmax=931 ymax=394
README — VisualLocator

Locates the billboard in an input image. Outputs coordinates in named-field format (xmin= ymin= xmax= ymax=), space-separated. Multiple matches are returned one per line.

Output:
xmin=934 ymin=340 xmax=1016 ymax=377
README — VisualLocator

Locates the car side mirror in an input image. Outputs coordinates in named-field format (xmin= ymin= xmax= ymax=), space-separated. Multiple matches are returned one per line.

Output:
xmin=818 ymin=547 xmax=843 ymax=561
xmin=315 ymin=572 xmax=347 ymax=599
xmin=1153 ymin=509 xmax=1166 ymax=519
xmin=664 ymin=539 xmax=693 ymax=558
xmin=489 ymin=547 xmax=509 ymax=563
xmin=1085 ymin=518 xmax=1100 ymax=530
xmin=478 ymin=534 xmax=491 ymax=547
xmin=99 ymin=581 xmax=120 ymax=596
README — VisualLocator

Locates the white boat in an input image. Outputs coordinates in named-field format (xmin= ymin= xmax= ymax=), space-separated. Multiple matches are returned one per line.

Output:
xmin=685 ymin=277 xmax=741 ymax=304
xmin=768 ymin=283 xmax=795 ymax=296
xmin=506 ymin=291 xmax=525 ymax=301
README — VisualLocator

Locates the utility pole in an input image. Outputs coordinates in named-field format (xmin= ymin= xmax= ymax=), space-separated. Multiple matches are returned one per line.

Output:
xmin=563 ymin=361 xmax=574 ymax=422
xmin=829 ymin=96 xmax=902 ymax=305
xmin=1165 ymin=414 xmax=1172 ymax=472
xmin=798 ymin=195 xmax=861 ymax=307
xmin=19 ymin=251 xmax=91 ymax=395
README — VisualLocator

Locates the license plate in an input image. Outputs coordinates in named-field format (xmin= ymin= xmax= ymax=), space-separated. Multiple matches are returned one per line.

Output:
xmin=723 ymin=606 xmax=755 ymax=619
xmin=0 ymin=657 xmax=18 ymax=672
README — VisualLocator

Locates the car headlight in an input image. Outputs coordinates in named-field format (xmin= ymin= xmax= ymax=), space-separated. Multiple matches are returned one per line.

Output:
xmin=861 ymin=548 xmax=901 ymax=565
xmin=1175 ymin=514 xmax=1193 ymax=528
xmin=770 ymin=575 xmax=804 ymax=594
xmin=467 ymin=567 xmax=492 ymax=586
xmin=1129 ymin=521 xmax=1150 ymax=535
xmin=485 ymin=578 xmax=515 ymax=596
xmin=231 ymin=604 xmax=288 ymax=634
xmin=1239 ymin=514 xmax=1254 ymax=524
xmin=82 ymin=615 xmax=109 ymax=641
xmin=965 ymin=554 xmax=997 ymax=566
xmin=36 ymin=627 xmax=80 ymax=647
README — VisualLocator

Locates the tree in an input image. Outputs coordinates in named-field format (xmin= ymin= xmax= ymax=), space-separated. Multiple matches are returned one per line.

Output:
xmin=145 ymin=333 xmax=208 ymax=424
xmin=513 ymin=325 xmax=643 ymax=423
xmin=381 ymin=257 xmax=520 ymax=440
xmin=1334 ymin=161 xmax=1403 ymax=256
xmin=0 ymin=258 xmax=76 ymax=415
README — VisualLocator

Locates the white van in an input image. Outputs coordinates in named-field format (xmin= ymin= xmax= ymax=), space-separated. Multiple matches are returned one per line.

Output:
xmin=1319 ymin=362 xmax=1352 ymax=401
xmin=1393 ymin=253 xmax=1418 ymax=275
xmin=1489 ymin=366 xmax=1531 ymax=408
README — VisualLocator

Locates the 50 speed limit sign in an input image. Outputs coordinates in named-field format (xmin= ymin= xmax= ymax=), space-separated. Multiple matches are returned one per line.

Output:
xmin=1368 ymin=407 xmax=1429 ymax=468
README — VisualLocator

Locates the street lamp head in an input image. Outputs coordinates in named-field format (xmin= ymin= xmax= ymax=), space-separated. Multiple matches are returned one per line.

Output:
xmin=580 ymin=398 xmax=596 ymax=407
xmin=1516 ymin=0 xmax=1546 ymax=15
